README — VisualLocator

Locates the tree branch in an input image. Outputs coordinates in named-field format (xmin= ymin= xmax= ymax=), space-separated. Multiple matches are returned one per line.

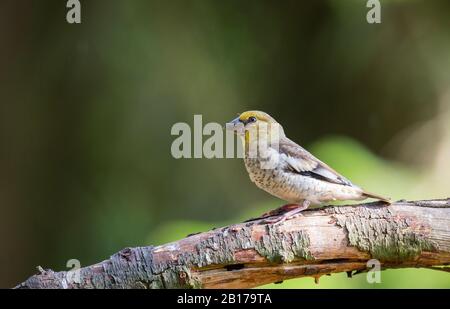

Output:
xmin=15 ymin=199 xmax=450 ymax=289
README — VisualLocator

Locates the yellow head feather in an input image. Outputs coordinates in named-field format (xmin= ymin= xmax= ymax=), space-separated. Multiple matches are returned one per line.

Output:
xmin=238 ymin=111 xmax=277 ymax=123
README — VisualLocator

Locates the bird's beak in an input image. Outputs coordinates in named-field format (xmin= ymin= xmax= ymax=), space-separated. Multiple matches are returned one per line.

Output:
xmin=228 ymin=116 xmax=241 ymax=126
xmin=225 ymin=116 xmax=244 ymax=134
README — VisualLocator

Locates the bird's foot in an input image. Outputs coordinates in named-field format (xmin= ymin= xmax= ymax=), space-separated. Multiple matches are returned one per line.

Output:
xmin=261 ymin=201 xmax=310 ymax=225
xmin=261 ymin=203 xmax=301 ymax=218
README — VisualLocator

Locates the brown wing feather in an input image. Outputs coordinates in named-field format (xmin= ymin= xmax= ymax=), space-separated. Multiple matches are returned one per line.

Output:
xmin=279 ymin=138 xmax=356 ymax=187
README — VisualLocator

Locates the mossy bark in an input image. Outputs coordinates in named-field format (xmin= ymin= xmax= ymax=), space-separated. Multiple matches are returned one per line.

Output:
xmin=15 ymin=199 xmax=450 ymax=289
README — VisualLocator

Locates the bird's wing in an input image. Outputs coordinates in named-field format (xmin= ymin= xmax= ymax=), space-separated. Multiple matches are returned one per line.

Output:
xmin=279 ymin=138 xmax=356 ymax=187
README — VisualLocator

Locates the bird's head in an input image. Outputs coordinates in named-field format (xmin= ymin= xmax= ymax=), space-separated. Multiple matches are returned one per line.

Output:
xmin=226 ymin=110 xmax=284 ymax=144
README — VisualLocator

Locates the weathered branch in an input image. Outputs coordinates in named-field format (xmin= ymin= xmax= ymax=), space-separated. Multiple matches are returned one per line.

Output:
xmin=15 ymin=199 xmax=450 ymax=289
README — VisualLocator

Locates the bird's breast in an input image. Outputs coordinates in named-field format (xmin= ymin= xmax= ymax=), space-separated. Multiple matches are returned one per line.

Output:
xmin=243 ymin=155 xmax=302 ymax=203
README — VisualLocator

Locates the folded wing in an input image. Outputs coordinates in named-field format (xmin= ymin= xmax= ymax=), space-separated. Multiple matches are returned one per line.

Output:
xmin=279 ymin=138 xmax=356 ymax=187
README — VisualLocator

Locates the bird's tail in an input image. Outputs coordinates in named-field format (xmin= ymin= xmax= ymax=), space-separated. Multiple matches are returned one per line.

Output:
xmin=362 ymin=191 xmax=391 ymax=203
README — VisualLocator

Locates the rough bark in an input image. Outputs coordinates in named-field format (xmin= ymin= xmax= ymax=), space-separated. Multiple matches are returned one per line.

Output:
xmin=15 ymin=199 xmax=450 ymax=289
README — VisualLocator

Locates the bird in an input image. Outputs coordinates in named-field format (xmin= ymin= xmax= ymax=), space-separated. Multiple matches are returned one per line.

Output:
xmin=226 ymin=110 xmax=390 ymax=223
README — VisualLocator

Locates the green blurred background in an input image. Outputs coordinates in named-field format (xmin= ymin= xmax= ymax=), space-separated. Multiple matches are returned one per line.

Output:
xmin=1 ymin=0 xmax=449 ymax=288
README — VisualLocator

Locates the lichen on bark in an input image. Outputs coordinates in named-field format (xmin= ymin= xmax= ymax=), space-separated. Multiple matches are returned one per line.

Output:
xmin=334 ymin=205 xmax=438 ymax=261
xmin=254 ymin=225 xmax=312 ymax=263
xmin=179 ymin=224 xmax=312 ymax=266
xmin=144 ymin=223 xmax=313 ymax=288
xmin=15 ymin=200 xmax=449 ymax=289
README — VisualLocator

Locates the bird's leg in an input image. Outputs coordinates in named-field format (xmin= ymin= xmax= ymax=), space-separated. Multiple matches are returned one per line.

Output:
xmin=244 ymin=204 xmax=299 ymax=223
xmin=261 ymin=200 xmax=311 ymax=224
xmin=260 ymin=203 xmax=300 ymax=218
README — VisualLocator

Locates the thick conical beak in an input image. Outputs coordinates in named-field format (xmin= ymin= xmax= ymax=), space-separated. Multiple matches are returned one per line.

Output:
xmin=228 ymin=116 xmax=241 ymax=126
xmin=225 ymin=116 xmax=244 ymax=134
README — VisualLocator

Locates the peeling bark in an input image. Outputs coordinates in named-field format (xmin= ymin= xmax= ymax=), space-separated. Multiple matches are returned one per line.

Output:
xmin=15 ymin=199 xmax=450 ymax=289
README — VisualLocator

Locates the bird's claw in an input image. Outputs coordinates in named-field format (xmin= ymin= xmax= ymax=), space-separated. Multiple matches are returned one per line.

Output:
xmin=259 ymin=202 xmax=309 ymax=225
xmin=260 ymin=203 xmax=302 ymax=218
xmin=260 ymin=212 xmax=304 ymax=225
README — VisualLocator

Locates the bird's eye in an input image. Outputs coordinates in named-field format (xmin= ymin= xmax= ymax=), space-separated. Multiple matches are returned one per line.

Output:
xmin=248 ymin=116 xmax=257 ymax=123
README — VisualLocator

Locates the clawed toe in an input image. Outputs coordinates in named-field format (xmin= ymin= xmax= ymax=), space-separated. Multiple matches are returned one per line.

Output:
xmin=260 ymin=212 xmax=304 ymax=225
xmin=260 ymin=216 xmax=286 ymax=225
xmin=261 ymin=203 xmax=300 ymax=218
xmin=259 ymin=202 xmax=309 ymax=225
xmin=286 ymin=213 xmax=303 ymax=220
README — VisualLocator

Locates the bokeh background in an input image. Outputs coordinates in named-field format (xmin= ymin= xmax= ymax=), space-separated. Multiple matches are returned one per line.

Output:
xmin=1 ymin=0 xmax=449 ymax=288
